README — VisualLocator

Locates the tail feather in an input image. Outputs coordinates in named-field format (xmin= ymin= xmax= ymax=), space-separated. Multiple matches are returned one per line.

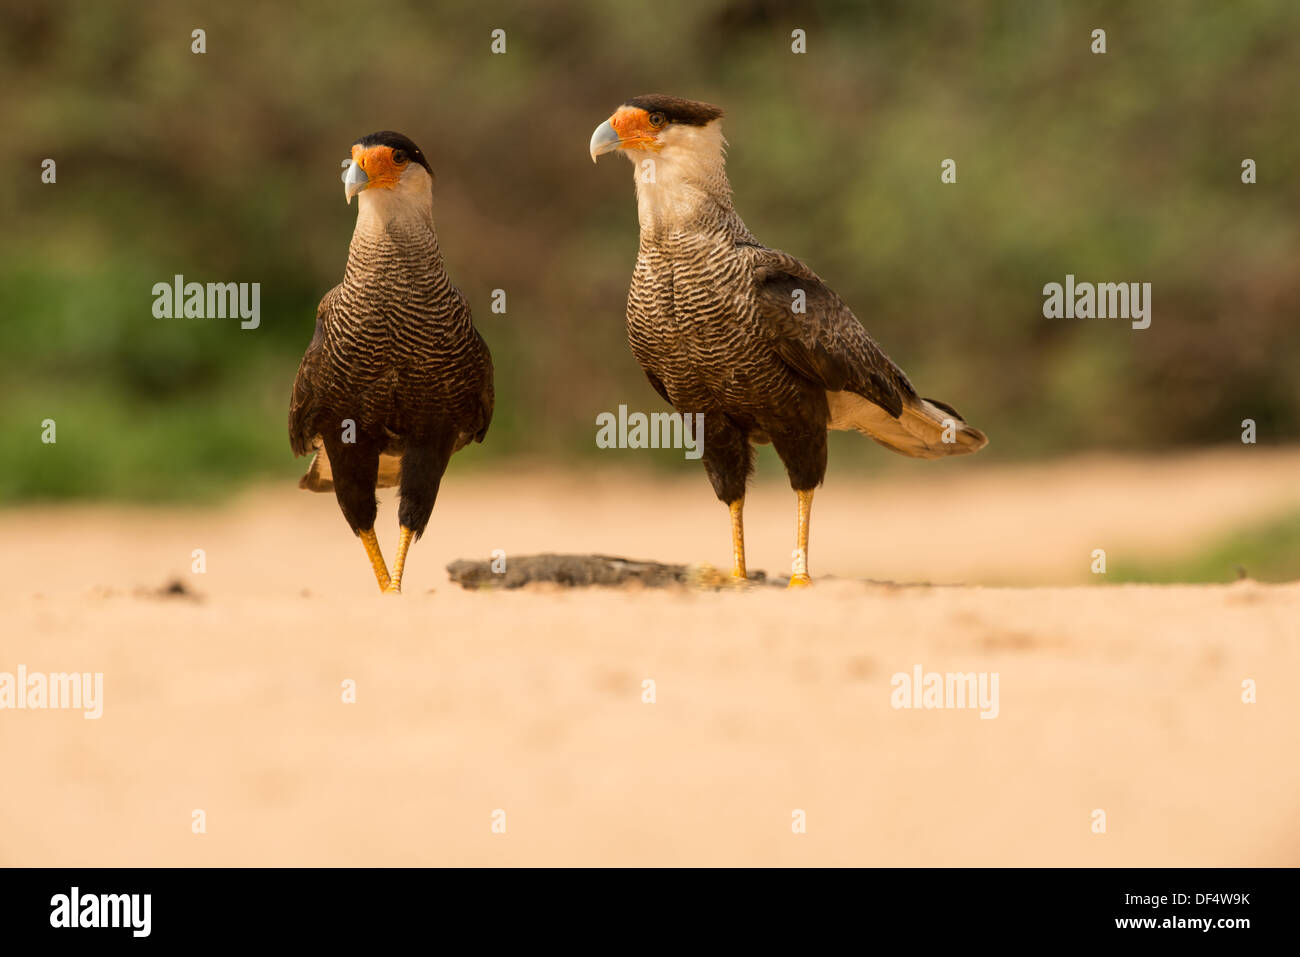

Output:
xmin=297 ymin=437 xmax=402 ymax=492
xmin=826 ymin=391 xmax=987 ymax=459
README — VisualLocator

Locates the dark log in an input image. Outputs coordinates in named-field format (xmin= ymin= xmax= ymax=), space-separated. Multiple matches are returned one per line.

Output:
xmin=446 ymin=554 xmax=771 ymax=590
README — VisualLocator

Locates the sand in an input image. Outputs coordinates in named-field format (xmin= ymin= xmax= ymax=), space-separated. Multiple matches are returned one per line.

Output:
xmin=1 ymin=446 xmax=1297 ymax=866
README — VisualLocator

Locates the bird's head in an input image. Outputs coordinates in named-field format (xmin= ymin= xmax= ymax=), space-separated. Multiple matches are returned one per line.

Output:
xmin=341 ymin=131 xmax=433 ymax=205
xmin=589 ymin=95 xmax=725 ymax=164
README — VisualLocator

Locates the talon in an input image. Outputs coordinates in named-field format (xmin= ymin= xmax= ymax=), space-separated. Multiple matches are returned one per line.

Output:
xmin=787 ymin=572 xmax=812 ymax=589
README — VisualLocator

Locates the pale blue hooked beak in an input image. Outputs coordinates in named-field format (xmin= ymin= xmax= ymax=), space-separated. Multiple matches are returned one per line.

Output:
xmin=589 ymin=120 xmax=621 ymax=163
xmin=342 ymin=159 xmax=369 ymax=203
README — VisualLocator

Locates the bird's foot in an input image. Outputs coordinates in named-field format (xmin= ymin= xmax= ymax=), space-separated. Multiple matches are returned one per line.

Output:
xmin=360 ymin=528 xmax=392 ymax=591
xmin=384 ymin=526 xmax=414 ymax=597
xmin=787 ymin=572 xmax=813 ymax=589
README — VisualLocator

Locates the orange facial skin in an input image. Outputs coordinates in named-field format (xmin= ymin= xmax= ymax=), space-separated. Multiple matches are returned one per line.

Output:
xmin=608 ymin=106 xmax=665 ymax=152
xmin=350 ymin=143 xmax=408 ymax=189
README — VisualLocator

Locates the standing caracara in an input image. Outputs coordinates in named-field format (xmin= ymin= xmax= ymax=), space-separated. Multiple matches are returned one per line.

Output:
xmin=289 ymin=131 xmax=493 ymax=594
xmin=590 ymin=96 xmax=986 ymax=586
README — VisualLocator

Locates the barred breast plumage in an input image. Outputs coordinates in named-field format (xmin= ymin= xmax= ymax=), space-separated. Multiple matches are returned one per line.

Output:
xmin=311 ymin=215 xmax=492 ymax=450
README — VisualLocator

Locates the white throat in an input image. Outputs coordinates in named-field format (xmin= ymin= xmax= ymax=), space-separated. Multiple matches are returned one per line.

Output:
xmin=354 ymin=164 xmax=435 ymax=238
xmin=628 ymin=121 xmax=731 ymax=236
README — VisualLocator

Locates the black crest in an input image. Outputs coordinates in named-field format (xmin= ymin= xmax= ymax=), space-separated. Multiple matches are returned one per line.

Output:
xmin=353 ymin=131 xmax=433 ymax=174
xmin=623 ymin=95 xmax=724 ymax=127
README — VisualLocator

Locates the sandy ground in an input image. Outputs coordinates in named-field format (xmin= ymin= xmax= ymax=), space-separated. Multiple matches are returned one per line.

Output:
xmin=1 ymin=446 xmax=1298 ymax=866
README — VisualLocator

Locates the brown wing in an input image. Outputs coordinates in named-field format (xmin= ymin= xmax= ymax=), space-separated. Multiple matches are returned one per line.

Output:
xmin=448 ymin=285 xmax=494 ymax=447
xmin=288 ymin=286 xmax=339 ymax=457
xmin=747 ymin=246 xmax=915 ymax=418
xmin=465 ymin=323 xmax=495 ymax=446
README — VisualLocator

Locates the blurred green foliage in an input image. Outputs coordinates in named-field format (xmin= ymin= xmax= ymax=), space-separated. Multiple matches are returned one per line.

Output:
xmin=1 ymin=0 xmax=1296 ymax=501
xmin=1112 ymin=508 xmax=1300 ymax=583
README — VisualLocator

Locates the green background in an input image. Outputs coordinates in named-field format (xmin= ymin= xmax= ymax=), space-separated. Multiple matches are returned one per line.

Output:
xmin=2 ymin=0 xmax=1296 ymax=580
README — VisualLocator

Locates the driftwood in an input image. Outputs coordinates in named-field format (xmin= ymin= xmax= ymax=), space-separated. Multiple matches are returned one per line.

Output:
xmin=446 ymin=554 xmax=771 ymax=590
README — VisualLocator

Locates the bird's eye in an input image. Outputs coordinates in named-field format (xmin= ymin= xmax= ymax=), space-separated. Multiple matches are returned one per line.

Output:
xmin=341 ymin=159 xmax=351 ymax=169
xmin=392 ymin=149 xmax=407 ymax=164
xmin=648 ymin=113 xmax=667 ymax=129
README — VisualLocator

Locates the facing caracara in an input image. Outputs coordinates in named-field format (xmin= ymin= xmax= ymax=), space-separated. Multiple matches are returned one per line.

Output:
xmin=289 ymin=131 xmax=493 ymax=594
xmin=590 ymin=96 xmax=986 ymax=587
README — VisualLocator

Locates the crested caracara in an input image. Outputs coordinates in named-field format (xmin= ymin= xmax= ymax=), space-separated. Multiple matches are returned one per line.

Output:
xmin=289 ymin=131 xmax=493 ymax=593
xmin=590 ymin=96 xmax=986 ymax=587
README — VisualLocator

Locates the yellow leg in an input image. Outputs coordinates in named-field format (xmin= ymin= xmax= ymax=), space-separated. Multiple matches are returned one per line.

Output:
xmin=789 ymin=489 xmax=814 ymax=588
xmin=384 ymin=525 xmax=415 ymax=594
xmin=360 ymin=528 xmax=391 ymax=592
xmin=729 ymin=498 xmax=747 ymax=581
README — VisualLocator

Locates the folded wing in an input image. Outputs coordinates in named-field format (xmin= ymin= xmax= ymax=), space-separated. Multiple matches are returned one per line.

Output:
xmin=748 ymin=246 xmax=986 ymax=457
